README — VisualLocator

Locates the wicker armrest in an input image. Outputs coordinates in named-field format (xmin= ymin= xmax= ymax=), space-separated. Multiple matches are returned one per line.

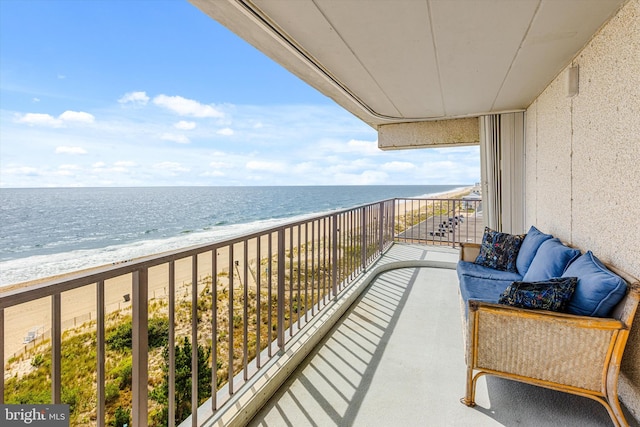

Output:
xmin=460 ymin=242 xmax=481 ymax=262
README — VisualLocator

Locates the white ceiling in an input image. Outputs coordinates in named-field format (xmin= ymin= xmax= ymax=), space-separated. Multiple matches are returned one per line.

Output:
xmin=191 ymin=0 xmax=625 ymax=128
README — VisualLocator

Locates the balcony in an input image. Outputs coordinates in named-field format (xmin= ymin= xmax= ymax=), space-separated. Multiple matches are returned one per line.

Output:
xmin=1 ymin=197 xmax=637 ymax=426
xmin=246 ymin=244 xmax=636 ymax=427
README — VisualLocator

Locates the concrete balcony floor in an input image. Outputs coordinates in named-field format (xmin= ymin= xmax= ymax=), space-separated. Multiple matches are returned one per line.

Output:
xmin=248 ymin=244 xmax=638 ymax=427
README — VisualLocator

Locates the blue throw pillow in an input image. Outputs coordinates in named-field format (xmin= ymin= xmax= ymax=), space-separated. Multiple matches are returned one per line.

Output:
xmin=516 ymin=226 xmax=553 ymax=276
xmin=474 ymin=227 xmax=525 ymax=272
xmin=498 ymin=277 xmax=578 ymax=312
xmin=562 ymin=251 xmax=628 ymax=317
xmin=522 ymin=238 xmax=581 ymax=282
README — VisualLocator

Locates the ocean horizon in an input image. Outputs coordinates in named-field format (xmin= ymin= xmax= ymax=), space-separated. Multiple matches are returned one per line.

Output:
xmin=0 ymin=185 xmax=469 ymax=287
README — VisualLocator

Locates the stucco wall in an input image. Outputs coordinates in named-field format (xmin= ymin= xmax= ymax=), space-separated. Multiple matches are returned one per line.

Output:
xmin=525 ymin=0 xmax=640 ymax=419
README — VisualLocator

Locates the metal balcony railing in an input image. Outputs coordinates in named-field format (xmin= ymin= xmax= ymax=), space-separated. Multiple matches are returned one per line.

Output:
xmin=0 ymin=197 xmax=481 ymax=426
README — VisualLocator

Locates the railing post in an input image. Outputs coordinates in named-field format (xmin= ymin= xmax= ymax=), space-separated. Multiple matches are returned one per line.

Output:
xmin=332 ymin=214 xmax=338 ymax=298
xmin=361 ymin=207 xmax=367 ymax=269
xmin=132 ymin=268 xmax=149 ymax=427
xmin=97 ymin=280 xmax=105 ymax=427
xmin=392 ymin=199 xmax=397 ymax=242
xmin=169 ymin=261 xmax=176 ymax=426
xmin=191 ymin=256 xmax=198 ymax=427
xmin=452 ymin=200 xmax=457 ymax=249
xmin=379 ymin=202 xmax=385 ymax=253
xmin=51 ymin=293 xmax=61 ymax=404
xmin=0 ymin=308 xmax=4 ymax=403
xmin=277 ymin=229 xmax=285 ymax=351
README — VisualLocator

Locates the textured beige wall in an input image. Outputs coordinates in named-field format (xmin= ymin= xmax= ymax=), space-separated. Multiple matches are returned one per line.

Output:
xmin=377 ymin=117 xmax=479 ymax=150
xmin=525 ymin=0 xmax=640 ymax=419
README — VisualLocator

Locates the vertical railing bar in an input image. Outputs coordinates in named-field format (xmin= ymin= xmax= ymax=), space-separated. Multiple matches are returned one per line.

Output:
xmin=378 ymin=202 xmax=383 ymax=254
xmin=452 ymin=200 xmax=457 ymax=248
xmin=412 ymin=199 xmax=416 ymax=242
xmin=228 ymin=244 xmax=234 ymax=395
xmin=268 ymin=235 xmax=273 ymax=358
xmin=332 ymin=214 xmax=338 ymax=298
xmin=0 ymin=308 xmax=4 ymax=404
xmin=361 ymin=207 xmax=367 ymax=271
xmin=289 ymin=228 xmax=293 ymax=336
xmin=392 ymin=199 xmax=397 ymax=243
xmin=318 ymin=217 xmax=327 ymax=309
xmin=243 ymin=241 xmax=249 ymax=381
xmin=210 ymin=253 xmax=217 ymax=411
xmin=169 ymin=261 xmax=177 ymax=424
xmin=132 ymin=268 xmax=149 ymax=427
xmin=51 ymin=292 xmax=61 ymax=404
xmin=256 ymin=236 xmax=261 ymax=369
xmin=349 ymin=211 xmax=353 ymax=280
xmin=325 ymin=217 xmax=329 ymax=304
xmin=341 ymin=213 xmax=345 ymax=286
xmin=311 ymin=220 xmax=315 ymax=317
xmin=304 ymin=222 xmax=309 ymax=323
xmin=277 ymin=229 xmax=285 ymax=351
xmin=97 ymin=280 xmax=105 ymax=427
xmin=191 ymin=255 xmax=199 ymax=427
xmin=297 ymin=224 xmax=302 ymax=329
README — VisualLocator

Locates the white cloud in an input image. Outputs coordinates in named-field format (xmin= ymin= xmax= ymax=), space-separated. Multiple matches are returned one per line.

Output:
xmin=246 ymin=160 xmax=286 ymax=172
xmin=216 ymin=127 xmax=234 ymax=136
xmin=318 ymin=139 xmax=379 ymax=156
xmin=160 ymin=133 xmax=190 ymax=144
xmin=57 ymin=74 xmax=66 ymax=79
xmin=59 ymin=164 xmax=80 ymax=170
xmin=174 ymin=120 xmax=196 ymax=130
xmin=15 ymin=111 xmax=94 ymax=127
xmin=345 ymin=139 xmax=379 ymax=155
xmin=3 ymin=166 xmax=40 ymax=176
xmin=153 ymin=94 xmax=224 ymax=118
xmin=59 ymin=110 xmax=95 ymax=123
xmin=209 ymin=161 xmax=231 ymax=169
xmin=381 ymin=161 xmax=416 ymax=172
xmin=201 ymin=170 xmax=225 ymax=177
xmin=33 ymin=98 xmax=40 ymax=103
xmin=56 ymin=146 xmax=87 ymax=155
xmin=153 ymin=161 xmax=190 ymax=172
xmin=15 ymin=113 xmax=61 ymax=127
xmin=114 ymin=161 xmax=137 ymax=167
xmin=92 ymin=162 xmax=106 ymax=168
xmin=118 ymin=91 xmax=150 ymax=105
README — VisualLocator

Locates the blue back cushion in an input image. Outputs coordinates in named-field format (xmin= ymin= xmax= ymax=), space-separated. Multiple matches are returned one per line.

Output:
xmin=522 ymin=238 xmax=581 ymax=282
xmin=562 ymin=251 xmax=628 ymax=317
xmin=516 ymin=226 xmax=553 ymax=276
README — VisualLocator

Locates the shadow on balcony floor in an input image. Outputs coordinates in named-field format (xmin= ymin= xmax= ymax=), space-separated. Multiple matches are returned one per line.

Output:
xmin=249 ymin=245 xmax=637 ymax=427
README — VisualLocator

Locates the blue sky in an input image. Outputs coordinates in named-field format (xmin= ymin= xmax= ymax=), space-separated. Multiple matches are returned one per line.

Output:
xmin=0 ymin=0 xmax=480 ymax=188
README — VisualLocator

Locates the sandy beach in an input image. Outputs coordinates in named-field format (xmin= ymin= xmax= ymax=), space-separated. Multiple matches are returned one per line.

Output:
xmin=2 ymin=188 xmax=472 ymax=364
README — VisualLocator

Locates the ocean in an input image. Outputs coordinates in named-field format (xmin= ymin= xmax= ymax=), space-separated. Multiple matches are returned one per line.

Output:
xmin=0 ymin=185 xmax=466 ymax=287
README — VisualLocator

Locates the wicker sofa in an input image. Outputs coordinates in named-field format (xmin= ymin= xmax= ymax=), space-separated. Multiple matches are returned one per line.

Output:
xmin=457 ymin=229 xmax=640 ymax=427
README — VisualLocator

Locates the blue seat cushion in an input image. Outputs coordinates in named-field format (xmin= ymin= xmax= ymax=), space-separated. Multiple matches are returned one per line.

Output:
xmin=562 ymin=251 xmax=628 ymax=317
xmin=458 ymin=273 xmax=513 ymax=316
xmin=522 ymin=238 xmax=581 ymax=282
xmin=516 ymin=226 xmax=553 ymax=276
xmin=457 ymin=260 xmax=523 ymax=282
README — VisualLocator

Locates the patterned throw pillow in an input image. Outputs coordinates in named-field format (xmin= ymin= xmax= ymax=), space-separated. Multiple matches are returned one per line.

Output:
xmin=498 ymin=277 xmax=578 ymax=312
xmin=474 ymin=227 xmax=525 ymax=272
